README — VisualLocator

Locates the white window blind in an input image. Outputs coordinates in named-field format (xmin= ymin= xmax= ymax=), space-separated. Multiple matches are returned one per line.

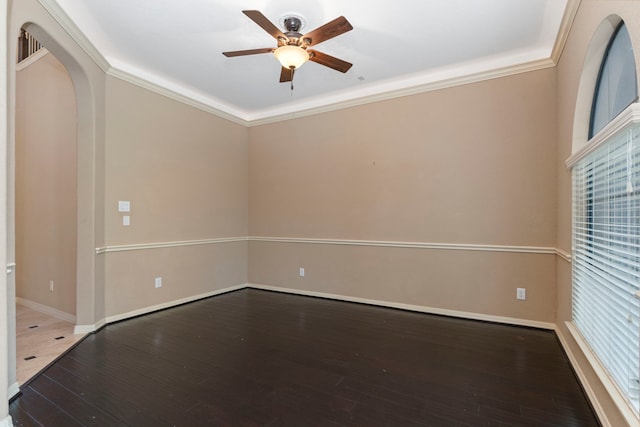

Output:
xmin=572 ymin=122 xmax=640 ymax=415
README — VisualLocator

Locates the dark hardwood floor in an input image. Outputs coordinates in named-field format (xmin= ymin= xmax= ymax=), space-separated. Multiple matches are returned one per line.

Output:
xmin=9 ymin=289 xmax=599 ymax=426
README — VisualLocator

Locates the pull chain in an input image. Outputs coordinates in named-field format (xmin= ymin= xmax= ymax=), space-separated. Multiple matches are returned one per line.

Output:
xmin=290 ymin=67 xmax=295 ymax=95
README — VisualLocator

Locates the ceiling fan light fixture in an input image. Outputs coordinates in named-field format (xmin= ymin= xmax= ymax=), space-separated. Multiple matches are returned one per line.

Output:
xmin=274 ymin=45 xmax=309 ymax=69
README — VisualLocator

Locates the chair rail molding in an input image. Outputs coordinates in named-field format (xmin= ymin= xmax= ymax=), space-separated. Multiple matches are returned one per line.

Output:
xmin=249 ymin=236 xmax=557 ymax=255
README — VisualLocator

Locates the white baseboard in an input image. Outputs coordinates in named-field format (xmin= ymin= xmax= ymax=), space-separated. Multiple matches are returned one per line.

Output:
xmin=74 ymin=318 xmax=106 ymax=335
xmin=558 ymin=322 xmax=639 ymax=426
xmin=99 ymin=282 xmax=554 ymax=331
xmin=555 ymin=325 xmax=609 ymax=427
xmin=16 ymin=297 xmax=75 ymax=323
xmin=51 ymin=282 xmax=622 ymax=426
xmin=105 ymin=284 xmax=247 ymax=324
xmin=0 ymin=416 xmax=12 ymax=427
xmin=8 ymin=382 xmax=20 ymax=399
xmin=75 ymin=284 xmax=247 ymax=332
xmin=248 ymin=284 xmax=555 ymax=330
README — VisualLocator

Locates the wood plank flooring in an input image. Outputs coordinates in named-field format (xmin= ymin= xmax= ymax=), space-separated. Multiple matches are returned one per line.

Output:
xmin=9 ymin=289 xmax=600 ymax=426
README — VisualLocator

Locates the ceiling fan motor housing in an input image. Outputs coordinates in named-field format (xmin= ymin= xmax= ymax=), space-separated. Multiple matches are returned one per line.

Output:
xmin=284 ymin=16 xmax=302 ymax=32
xmin=282 ymin=16 xmax=310 ymax=47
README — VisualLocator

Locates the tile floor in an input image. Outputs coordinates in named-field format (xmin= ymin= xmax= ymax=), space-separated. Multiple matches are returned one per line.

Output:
xmin=16 ymin=304 xmax=86 ymax=385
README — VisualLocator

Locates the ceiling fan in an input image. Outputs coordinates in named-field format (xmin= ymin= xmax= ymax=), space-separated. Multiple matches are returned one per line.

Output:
xmin=223 ymin=10 xmax=353 ymax=86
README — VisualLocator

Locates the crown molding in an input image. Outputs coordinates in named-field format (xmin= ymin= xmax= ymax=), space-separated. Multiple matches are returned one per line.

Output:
xmin=244 ymin=58 xmax=556 ymax=126
xmin=106 ymin=67 xmax=250 ymax=127
xmin=106 ymin=56 xmax=555 ymax=127
xmin=551 ymin=0 xmax=581 ymax=63
xmin=39 ymin=0 xmax=564 ymax=127
xmin=36 ymin=0 xmax=110 ymax=72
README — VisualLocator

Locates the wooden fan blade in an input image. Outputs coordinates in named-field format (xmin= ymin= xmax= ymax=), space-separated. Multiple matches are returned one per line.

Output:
xmin=243 ymin=10 xmax=286 ymax=40
xmin=223 ymin=47 xmax=274 ymax=57
xmin=279 ymin=67 xmax=293 ymax=83
xmin=303 ymin=16 xmax=353 ymax=46
xmin=308 ymin=50 xmax=352 ymax=73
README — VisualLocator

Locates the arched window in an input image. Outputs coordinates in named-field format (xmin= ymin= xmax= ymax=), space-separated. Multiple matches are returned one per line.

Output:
xmin=571 ymin=21 xmax=640 ymax=420
xmin=589 ymin=23 xmax=638 ymax=137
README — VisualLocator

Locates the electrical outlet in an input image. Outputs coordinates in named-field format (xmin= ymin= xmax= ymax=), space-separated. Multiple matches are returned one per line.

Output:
xmin=516 ymin=287 xmax=526 ymax=300
xmin=299 ymin=267 xmax=305 ymax=277
xmin=155 ymin=277 xmax=162 ymax=288
xmin=49 ymin=280 xmax=54 ymax=292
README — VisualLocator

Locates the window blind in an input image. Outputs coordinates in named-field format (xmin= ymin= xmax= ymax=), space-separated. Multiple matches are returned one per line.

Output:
xmin=572 ymin=122 xmax=640 ymax=415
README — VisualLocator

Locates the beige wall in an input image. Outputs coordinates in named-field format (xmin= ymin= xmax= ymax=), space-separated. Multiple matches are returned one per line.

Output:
xmin=8 ymin=0 xmax=251 ymax=327
xmin=250 ymin=243 xmax=556 ymax=323
xmin=249 ymin=68 xmax=558 ymax=323
xmin=102 ymin=77 xmax=248 ymax=317
xmin=15 ymin=52 xmax=76 ymax=316
xmin=10 ymin=0 xmax=110 ymax=330
xmin=9 ymin=0 xmax=250 ymax=328
xmin=5 ymin=1 xmax=638 ymax=424
xmin=250 ymin=71 xmax=557 ymax=245
xmin=104 ymin=77 xmax=248 ymax=244
xmin=555 ymin=1 xmax=640 ymax=426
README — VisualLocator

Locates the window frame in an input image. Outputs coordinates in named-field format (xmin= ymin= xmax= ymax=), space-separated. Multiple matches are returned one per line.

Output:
xmin=588 ymin=22 xmax=639 ymax=139
xmin=568 ymin=20 xmax=640 ymax=424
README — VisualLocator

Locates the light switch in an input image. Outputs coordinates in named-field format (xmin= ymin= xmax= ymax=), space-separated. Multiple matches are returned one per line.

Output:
xmin=118 ymin=201 xmax=131 ymax=212
xmin=123 ymin=215 xmax=130 ymax=226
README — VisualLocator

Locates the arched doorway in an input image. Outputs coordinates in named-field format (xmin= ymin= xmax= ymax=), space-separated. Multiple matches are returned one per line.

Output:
xmin=14 ymin=28 xmax=79 ymax=384
xmin=6 ymin=0 xmax=105 ymax=394
xmin=11 ymin=19 xmax=102 ymax=331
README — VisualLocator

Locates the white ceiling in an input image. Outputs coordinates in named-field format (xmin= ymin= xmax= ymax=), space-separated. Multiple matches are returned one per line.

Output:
xmin=46 ymin=0 xmax=571 ymax=123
